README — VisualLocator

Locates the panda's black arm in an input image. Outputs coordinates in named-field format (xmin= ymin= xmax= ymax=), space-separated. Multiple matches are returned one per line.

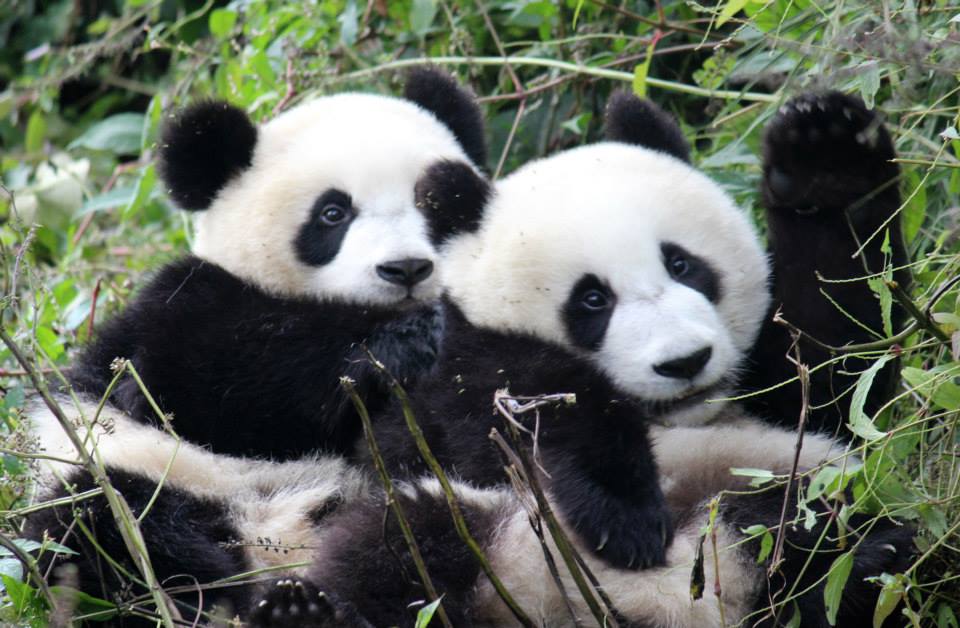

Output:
xmin=543 ymin=405 xmax=672 ymax=571
xmin=739 ymin=92 xmax=908 ymax=436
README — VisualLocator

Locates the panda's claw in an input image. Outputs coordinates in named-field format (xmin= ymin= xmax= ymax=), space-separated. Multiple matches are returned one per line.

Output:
xmin=248 ymin=578 xmax=373 ymax=628
xmin=762 ymin=91 xmax=896 ymax=215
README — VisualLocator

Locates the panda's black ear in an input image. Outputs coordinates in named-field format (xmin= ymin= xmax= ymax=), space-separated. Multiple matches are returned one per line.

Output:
xmin=157 ymin=101 xmax=258 ymax=211
xmin=604 ymin=91 xmax=690 ymax=162
xmin=416 ymin=160 xmax=491 ymax=245
xmin=403 ymin=67 xmax=487 ymax=169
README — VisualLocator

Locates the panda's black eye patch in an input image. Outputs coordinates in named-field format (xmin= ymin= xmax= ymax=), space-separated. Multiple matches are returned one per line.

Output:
xmin=295 ymin=188 xmax=355 ymax=267
xmin=563 ymin=274 xmax=616 ymax=351
xmin=660 ymin=242 xmax=720 ymax=303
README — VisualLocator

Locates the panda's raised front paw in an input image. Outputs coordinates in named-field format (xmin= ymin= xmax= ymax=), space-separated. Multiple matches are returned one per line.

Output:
xmin=578 ymin=498 xmax=674 ymax=570
xmin=367 ymin=304 xmax=444 ymax=384
xmin=249 ymin=579 xmax=368 ymax=628
xmin=762 ymin=91 xmax=896 ymax=215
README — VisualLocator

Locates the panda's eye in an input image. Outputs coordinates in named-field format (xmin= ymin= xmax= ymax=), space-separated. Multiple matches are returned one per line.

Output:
xmin=319 ymin=204 xmax=348 ymax=226
xmin=667 ymin=253 xmax=690 ymax=278
xmin=581 ymin=289 xmax=610 ymax=311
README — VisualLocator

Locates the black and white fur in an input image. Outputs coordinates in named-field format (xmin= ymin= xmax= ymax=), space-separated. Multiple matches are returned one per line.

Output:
xmin=250 ymin=93 xmax=912 ymax=628
xmin=61 ymin=67 xmax=485 ymax=460
xmin=24 ymin=69 xmax=489 ymax=623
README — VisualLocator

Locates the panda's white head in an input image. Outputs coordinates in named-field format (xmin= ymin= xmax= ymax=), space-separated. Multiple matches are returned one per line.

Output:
xmin=157 ymin=68 xmax=486 ymax=307
xmin=440 ymin=93 xmax=770 ymax=425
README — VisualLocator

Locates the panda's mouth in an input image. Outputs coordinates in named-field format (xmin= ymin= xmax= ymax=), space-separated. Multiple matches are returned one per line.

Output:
xmin=640 ymin=377 xmax=733 ymax=421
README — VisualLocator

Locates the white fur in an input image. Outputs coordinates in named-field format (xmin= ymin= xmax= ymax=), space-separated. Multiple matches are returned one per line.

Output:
xmin=193 ymin=93 xmax=474 ymax=306
xmin=28 ymin=395 xmax=370 ymax=572
xmin=443 ymin=143 xmax=770 ymax=425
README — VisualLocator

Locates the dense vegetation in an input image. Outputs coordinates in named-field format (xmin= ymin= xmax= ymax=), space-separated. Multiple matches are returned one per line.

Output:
xmin=0 ymin=0 xmax=957 ymax=625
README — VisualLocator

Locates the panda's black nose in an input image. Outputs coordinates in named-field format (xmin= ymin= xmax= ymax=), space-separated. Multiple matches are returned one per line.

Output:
xmin=376 ymin=258 xmax=434 ymax=288
xmin=653 ymin=346 xmax=712 ymax=379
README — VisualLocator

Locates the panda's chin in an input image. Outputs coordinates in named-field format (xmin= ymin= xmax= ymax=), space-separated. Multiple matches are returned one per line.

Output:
xmin=639 ymin=380 xmax=733 ymax=427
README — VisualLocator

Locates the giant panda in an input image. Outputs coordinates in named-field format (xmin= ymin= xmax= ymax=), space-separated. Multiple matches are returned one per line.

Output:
xmin=55 ymin=66 xmax=487 ymax=460
xmin=248 ymin=91 xmax=913 ymax=628
xmin=23 ymin=67 xmax=491 ymax=623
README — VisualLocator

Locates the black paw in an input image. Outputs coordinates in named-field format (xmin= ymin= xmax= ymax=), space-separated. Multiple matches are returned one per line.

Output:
xmin=762 ymin=91 xmax=897 ymax=215
xmin=576 ymin=499 xmax=674 ymax=570
xmin=368 ymin=305 xmax=444 ymax=384
xmin=249 ymin=579 xmax=362 ymax=628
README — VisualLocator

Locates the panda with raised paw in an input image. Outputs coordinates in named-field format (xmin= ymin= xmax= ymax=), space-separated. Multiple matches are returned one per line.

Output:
xmin=24 ymin=68 xmax=489 ymax=624
xmin=57 ymin=67 xmax=486 ymax=461
xmin=250 ymin=92 xmax=913 ymax=628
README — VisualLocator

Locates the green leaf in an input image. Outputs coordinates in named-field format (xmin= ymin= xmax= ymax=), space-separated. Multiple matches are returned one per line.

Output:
xmin=0 ymin=558 xmax=22 ymax=581
xmin=717 ymin=0 xmax=750 ymax=26
xmin=824 ymin=550 xmax=854 ymax=625
xmin=847 ymin=355 xmax=893 ymax=441
xmin=410 ymin=0 xmax=438 ymax=37
xmin=123 ymin=164 xmax=156 ymax=218
xmin=415 ymin=597 xmax=443 ymax=628
xmin=902 ymin=365 xmax=960 ymax=411
xmin=730 ymin=467 xmax=775 ymax=486
xmin=68 ymin=113 xmax=145 ymax=155
xmin=209 ymin=9 xmax=237 ymax=38
xmin=339 ymin=1 xmax=359 ymax=45
xmin=807 ymin=466 xmax=842 ymax=502
xmin=632 ymin=35 xmax=659 ymax=98
xmin=49 ymin=586 xmax=116 ymax=618
xmin=25 ymin=110 xmax=46 ymax=153
xmin=741 ymin=524 xmax=774 ymax=563
xmin=902 ymin=169 xmax=926 ymax=243
xmin=936 ymin=602 xmax=959 ymax=628
xmin=873 ymin=574 xmax=905 ymax=628
xmin=857 ymin=61 xmax=881 ymax=109
xmin=78 ymin=186 xmax=137 ymax=215
xmin=142 ymin=94 xmax=163 ymax=152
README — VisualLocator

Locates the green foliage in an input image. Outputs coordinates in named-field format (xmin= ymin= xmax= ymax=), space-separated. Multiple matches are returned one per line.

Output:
xmin=0 ymin=0 xmax=958 ymax=625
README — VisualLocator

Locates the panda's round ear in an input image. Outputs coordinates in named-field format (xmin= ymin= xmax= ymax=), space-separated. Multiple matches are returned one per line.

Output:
xmin=604 ymin=91 xmax=690 ymax=163
xmin=403 ymin=67 xmax=487 ymax=169
xmin=157 ymin=101 xmax=258 ymax=211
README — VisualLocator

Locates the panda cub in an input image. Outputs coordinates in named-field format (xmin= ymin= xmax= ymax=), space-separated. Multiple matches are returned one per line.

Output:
xmin=250 ymin=92 xmax=912 ymax=628
xmin=24 ymin=69 xmax=489 ymax=623
xmin=59 ymin=67 xmax=486 ymax=460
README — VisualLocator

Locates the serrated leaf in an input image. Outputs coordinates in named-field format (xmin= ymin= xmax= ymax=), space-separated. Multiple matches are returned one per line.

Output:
xmin=209 ymin=9 xmax=237 ymax=38
xmin=717 ymin=0 xmax=749 ymax=26
xmin=415 ymin=597 xmax=443 ymax=628
xmin=68 ymin=113 xmax=145 ymax=155
xmin=824 ymin=550 xmax=854 ymax=625
xmin=410 ymin=0 xmax=438 ymax=37
xmin=847 ymin=355 xmax=893 ymax=441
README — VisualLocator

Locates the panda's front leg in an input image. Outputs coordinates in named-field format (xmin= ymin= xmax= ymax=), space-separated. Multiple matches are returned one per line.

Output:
xmin=248 ymin=578 xmax=374 ymax=628
xmin=550 ymin=445 xmax=673 ymax=570
xmin=741 ymin=91 xmax=908 ymax=434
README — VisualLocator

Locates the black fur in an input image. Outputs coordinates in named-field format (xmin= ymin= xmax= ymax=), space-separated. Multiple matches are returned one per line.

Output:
xmin=67 ymin=256 xmax=443 ymax=459
xmin=157 ymin=100 xmax=257 ymax=211
xmin=604 ymin=91 xmax=691 ymax=162
xmin=251 ymin=485 xmax=496 ymax=628
xmin=415 ymin=159 xmax=491 ymax=244
xmin=722 ymin=481 xmax=914 ymax=628
xmin=24 ymin=468 xmax=250 ymax=626
xmin=740 ymin=92 xmax=908 ymax=435
xmin=294 ymin=189 xmax=356 ymax=267
xmin=368 ymin=301 xmax=672 ymax=571
xmin=403 ymin=67 xmax=487 ymax=169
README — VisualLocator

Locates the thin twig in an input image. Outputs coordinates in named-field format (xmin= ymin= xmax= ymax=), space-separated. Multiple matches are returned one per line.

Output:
xmin=887 ymin=280 xmax=950 ymax=343
xmin=340 ymin=376 xmax=453 ymax=628
xmin=360 ymin=349 xmax=535 ymax=627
